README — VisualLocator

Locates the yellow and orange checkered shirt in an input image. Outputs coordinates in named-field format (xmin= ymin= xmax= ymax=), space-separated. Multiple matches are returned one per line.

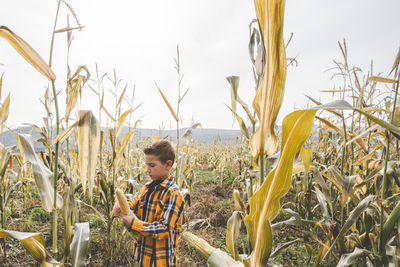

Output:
xmin=129 ymin=176 xmax=184 ymax=267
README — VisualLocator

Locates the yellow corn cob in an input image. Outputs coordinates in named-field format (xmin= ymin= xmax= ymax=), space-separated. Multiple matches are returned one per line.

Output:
xmin=115 ymin=188 xmax=130 ymax=215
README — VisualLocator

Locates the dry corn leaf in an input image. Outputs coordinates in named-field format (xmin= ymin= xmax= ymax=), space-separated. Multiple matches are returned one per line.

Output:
xmin=0 ymin=73 xmax=3 ymax=101
xmin=227 ymin=76 xmax=240 ymax=116
xmin=354 ymin=175 xmax=367 ymax=195
xmin=117 ymin=85 xmax=128 ymax=107
xmin=0 ymin=26 xmax=56 ymax=81
xmin=70 ymin=222 xmax=90 ymax=267
xmin=337 ymin=247 xmax=371 ymax=267
xmin=327 ymin=166 xmax=358 ymax=206
xmin=114 ymin=130 xmax=135 ymax=169
xmin=361 ymin=107 xmax=386 ymax=113
xmin=237 ymin=96 xmax=257 ymax=124
xmin=156 ymin=84 xmax=179 ymax=122
xmin=77 ymin=111 xmax=100 ymax=197
xmin=226 ymin=211 xmax=243 ymax=261
xmin=392 ymin=104 xmax=400 ymax=127
xmin=17 ymin=134 xmax=63 ymax=211
xmin=306 ymin=95 xmax=343 ymax=118
xmin=320 ymin=89 xmax=353 ymax=93
xmin=391 ymin=46 xmax=400 ymax=73
xmin=244 ymin=108 xmax=317 ymax=267
xmin=0 ymin=94 xmax=10 ymax=132
xmin=116 ymin=109 xmax=132 ymax=139
xmin=322 ymin=195 xmax=375 ymax=263
xmin=368 ymin=76 xmax=398 ymax=84
xmin=65 ymin=75 xmax=83 ymax=121
xmin=300 ymin=145 xmax=312 ymax=173
xmin=65 ymin=66 xmax=89 ymax=121
xmin=315 ymin=116 xmax=343 ymax=135
xmin=0 ymin=229 xmax=60 ymax=266
xmin=226 ymin=104 xmax=249 ymax=139
xmin=353 ymin=144 xmax=384 ymax=166
xmin=250 ymin=0 xmax=287 ymax=159
xmin=292 ymin=163 xmax=315 ymax=175
xmin=347 ymin=131 xmax=368 ymax=153
xmin=101 ymin=105 xmax=116 ymax=121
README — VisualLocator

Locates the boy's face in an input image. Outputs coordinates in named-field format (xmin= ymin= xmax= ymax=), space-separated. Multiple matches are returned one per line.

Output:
xmin=144 ymin=154 xmax=172 ymax=181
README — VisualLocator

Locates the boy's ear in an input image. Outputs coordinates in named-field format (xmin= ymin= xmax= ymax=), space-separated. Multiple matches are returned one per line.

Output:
xmin=166 ymin=160 xmax=173 ymax=168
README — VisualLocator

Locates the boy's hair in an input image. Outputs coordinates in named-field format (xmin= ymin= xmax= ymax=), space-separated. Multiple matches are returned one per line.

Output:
xmin=143 ymin=140 xmax=175 ymax=163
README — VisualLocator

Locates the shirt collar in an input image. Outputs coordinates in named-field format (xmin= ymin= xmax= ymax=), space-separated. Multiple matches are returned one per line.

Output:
xmin=145 ymin=175 xmax=172 ymax=188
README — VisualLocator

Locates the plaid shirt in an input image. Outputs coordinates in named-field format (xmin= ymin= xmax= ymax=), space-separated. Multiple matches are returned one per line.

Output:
xmin=129 ymin=176 xmax=184 ymax=267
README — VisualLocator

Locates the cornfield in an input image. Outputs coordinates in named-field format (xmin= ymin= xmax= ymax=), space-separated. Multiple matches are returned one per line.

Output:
xmin=0 ymin=1 xmax=399 ymax=267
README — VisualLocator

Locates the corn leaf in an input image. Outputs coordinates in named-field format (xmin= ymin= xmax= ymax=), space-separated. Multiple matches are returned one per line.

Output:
xmin=237 ymin=96 xmax=257 ymax=124
xmin=250 ymin=0 xmax=287 ymax=158
xmin=0 ymin=73 xmax=3 ymax=100
xmin=314 ymin=187 xmax=332 ymax=220
xmin=270 ymin=239 xmax=300 ymax=259
xmin=0 ymin=228 xmax=59 ymax=265
xmin=0 ymin=94 xmax=10 ymax=132
xmin=337 ymin=247 xmax=371 ymax=267
xmin=101 ymin=105 xmax=116 ymax=121
xmin=182 ymin=123 xmax=202 ymax=140
xmin=114 ymin=130 xmax=136 ymax=170
xmin=381 ymin=200 xmax=400 ymax=248
xmin=117 ymin=85 xmax=128 ymax=107
xmin=347 ymin=131 xmax=368 ymax=153
xmin=17 ymin=134 xmax=62 ymax=211
xmin=391 ymin=46 xmax=400 ymax=74
xmin=115 ymin=109 xmax=132 ymax=139
xmin=226 ymin=211 xmax=243 ymax=260
xmin=118 ymin=130 xmax=135 ymax=155
xmin=156 ymin=84 xmax=179 ymax=122
xmin=305 ymin=95 xmax=343 ymax=118
xmin=244 ymin=100 xmax=355 ymax=266
xmin=320 ymin=89 xmax=353 ymax=93
xmin=322 ymin=195 xmax=375 ymax=262
xmin=244 ymin=108 xmax=317 ymax=267
xmin=0 ymin=26 xmax=56 ymax=81
xmin=353 ymin=144 xmax=383 ymax=166
xmin=70 ymin=222 xmax=90 ymax=267
xmin=62 ymin=187 xmax=73 ymax=259
xmin=327 ymin=165 xmax=358 ymax=205
xmin=368 ymin=76 xmax=398 ymax=84
xmin=65 ymin=66 xmax=89 ymax=121
xmin=77 ymin=111 xmax=100 ymax=197
xmin=227 ymin=76 xmax=240 ymax=116
xmin=65 ymin=75 xmax=83 ymax=121
xmin=300 ymin=145 xmax=312 ymax=173
xmin=226 ymin=104 xmax=249 ymax=139
xmin=315 ymin=116 xmax=343 ymax=135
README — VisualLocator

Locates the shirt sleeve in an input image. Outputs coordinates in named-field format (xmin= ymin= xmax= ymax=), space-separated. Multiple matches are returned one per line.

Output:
xmin=129 ymin=192 xmax=140 ymax=211
xmin=130 ymin=189 xmax=185 ymax=240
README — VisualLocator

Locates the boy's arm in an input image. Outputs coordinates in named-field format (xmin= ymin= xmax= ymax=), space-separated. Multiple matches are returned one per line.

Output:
xmin=130 ymin=190 xmax=184 ymax=240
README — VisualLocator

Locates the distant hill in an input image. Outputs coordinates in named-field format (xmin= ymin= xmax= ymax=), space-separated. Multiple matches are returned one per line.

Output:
xmin=0 ymin=126 xmax=243 ymax=150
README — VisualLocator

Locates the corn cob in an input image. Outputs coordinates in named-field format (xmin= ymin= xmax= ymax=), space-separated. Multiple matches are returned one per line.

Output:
xmin=115 ymin=188 xmax=130 ymax=215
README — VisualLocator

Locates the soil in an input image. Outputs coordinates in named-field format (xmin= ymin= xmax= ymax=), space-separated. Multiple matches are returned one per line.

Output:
xmin=1 ymin=173 xmax=319 ymax=266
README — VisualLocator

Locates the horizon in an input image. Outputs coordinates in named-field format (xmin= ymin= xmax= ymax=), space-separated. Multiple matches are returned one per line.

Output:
xmin=1 ymin=0 xmax=399 ymax=130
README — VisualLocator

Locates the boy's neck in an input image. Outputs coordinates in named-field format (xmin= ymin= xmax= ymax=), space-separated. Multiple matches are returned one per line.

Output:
xmin=151 ymin=174 xmax=170 ymax=182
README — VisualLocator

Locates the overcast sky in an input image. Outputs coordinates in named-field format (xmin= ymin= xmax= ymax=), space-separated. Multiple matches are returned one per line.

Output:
xmin=1 ymin=0 xmax=399 ymax=130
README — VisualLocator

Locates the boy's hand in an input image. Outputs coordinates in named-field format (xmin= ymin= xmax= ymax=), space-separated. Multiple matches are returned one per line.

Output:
xmin=112 ymin=202 xmax=121 ymax=216
xmin=120 ymin=211 xmax=137 ymax=228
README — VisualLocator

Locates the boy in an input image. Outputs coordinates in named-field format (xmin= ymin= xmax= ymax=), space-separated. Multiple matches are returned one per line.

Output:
xmin=113 ymin=140 xmax=185 ymax=267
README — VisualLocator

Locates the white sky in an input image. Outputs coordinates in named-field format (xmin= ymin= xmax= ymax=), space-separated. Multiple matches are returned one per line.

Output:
xmin=1 ymin=0 xmax=399 ymax=130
